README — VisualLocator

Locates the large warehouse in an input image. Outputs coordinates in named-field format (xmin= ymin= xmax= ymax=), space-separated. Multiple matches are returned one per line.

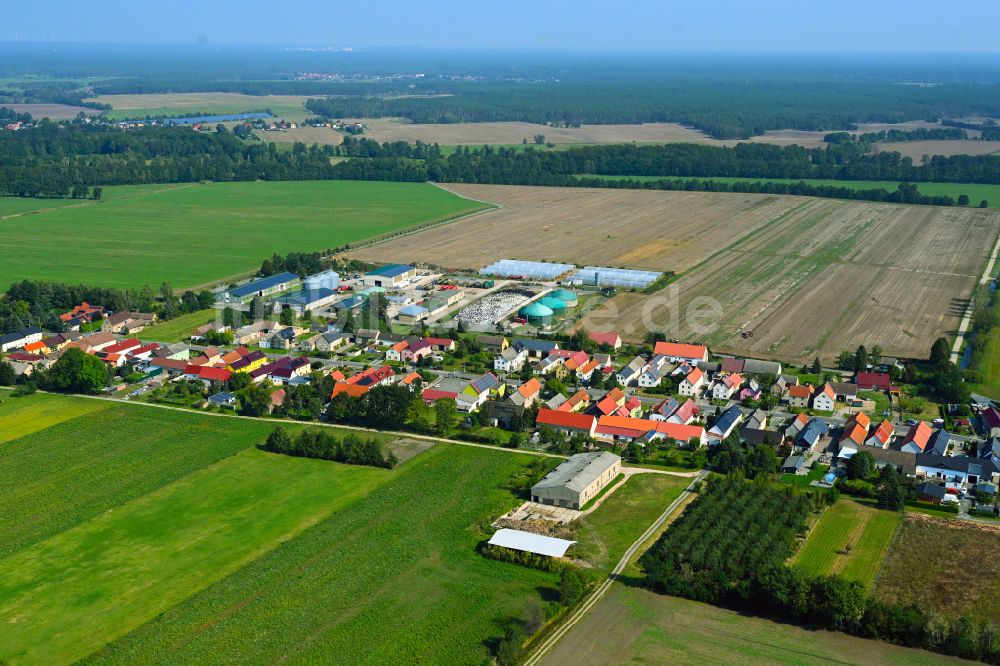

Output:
xmin=531 ymin=451 xmax=622 ymax=510
xmin=363 ymin=264 xmax=417 ymax=288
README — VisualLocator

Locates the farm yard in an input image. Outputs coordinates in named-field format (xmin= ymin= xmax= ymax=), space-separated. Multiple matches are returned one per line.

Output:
xmin=84 ymin=92 xmax=313 ymax=121
xmin=0 ymin=180 xmax=487 ymax=291
xmin=537 ymin=584 xmax=966 ymax=666
xmin=874 ymin=515 xmax=1000 ymax=621
xmin=791 ymin=500 xmax=902 ymax=589
xmin=349 ymin=185 xmax=803 ymax=272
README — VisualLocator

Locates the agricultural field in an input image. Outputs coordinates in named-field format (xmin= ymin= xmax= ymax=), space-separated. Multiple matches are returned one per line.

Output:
xmin=874 ymin=515 xmax=1000 ymax=621
xmin=586 ymin=196 xmax=1000 ymax=362
xmin=82 ymin=445 xmax=558 ymax=665
xmin=349 ymin=184 xmax=804 ymax=272
xmin=0 ymin=195 xmax=79 ymax=218
xmin=0 ymin=391 xmax=109 ymax=444
xmin=538 ymin=583 xmax=967 ymax=666
xmin=792 ymin=500 xmax=902 ymax=589
xmin=85 ymin=92 xmax=313 ymax=121
xmin=875 ymin=140 xmax=1000 ymax=160
xmin=138 ymin=308 xmax=218 ymax=342
xmin=0 ymin=102 xmax=103 ymax=119
xmin=0 ymin=180 xmax=487 ymax=291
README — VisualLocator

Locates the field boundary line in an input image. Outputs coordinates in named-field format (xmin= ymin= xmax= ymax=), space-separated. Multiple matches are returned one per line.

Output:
xmin=0 ymin=182 xmax=202 ymax=222
xmin=523 ymin=470 xmax=708 ymax=666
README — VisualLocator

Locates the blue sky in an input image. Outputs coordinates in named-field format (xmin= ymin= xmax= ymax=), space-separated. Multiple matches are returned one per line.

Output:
xmin=2 ymin=0 xmax=998 ymax=51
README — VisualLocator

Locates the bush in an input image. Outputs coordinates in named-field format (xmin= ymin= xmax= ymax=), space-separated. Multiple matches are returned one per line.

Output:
xmin=262 ymin=426 xmax=396 ymax=469
xmin=839 ymin=479 xmax=877 ymax=499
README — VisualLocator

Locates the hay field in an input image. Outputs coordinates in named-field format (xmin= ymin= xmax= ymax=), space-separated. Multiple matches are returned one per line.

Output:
xmin=86 ymin=93 xmax=313 ymax=120
xmin=874 ymin=139 xmax=1000 ymax=159
xmin=586 ymin=196 xmax=999 ymax=362
xmin=0 ymin=103 xmax=101 ymax=119
xmin=349 ymin=184 xmax=804 ymax=272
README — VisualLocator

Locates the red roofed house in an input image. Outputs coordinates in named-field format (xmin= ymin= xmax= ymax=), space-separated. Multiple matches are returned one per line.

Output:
xmin=981 ymin=405 xmax=1000 ymax=433
xmin=653 ymin=341 xmax=709 ymax=364
xmin=856 ymin=372 xmax=899 ymax=394
xmin=510 ymin=378 xmax=542 ymax=408
xmin=711 ymin=373 xmax=743 ymax=400
xmin=900 ymin=421 xmax=932 ymax=454
xmin=787 ymin=384 xmax=814 ymax=409
xmin=595 ymin=415 xmax=655 ymax=442
xmin=423 ymin=337 xmax=455 ymax=352
xmin=421 ymin=388 xmax=459 ymax=404
xmin=333 ymin=383 xmax=371 ymax=399
xmin=866 ymin=419 xmax=895 ymax=448
xmin=587 ymin=331 xmax=622 ymax=350
xmin=652 ymin=420 xmax=707 ymax=447
xmin=557 ymin=389 xmax=591 ymax=413
xmin=535 ymin=409 xmax=597 ymax=437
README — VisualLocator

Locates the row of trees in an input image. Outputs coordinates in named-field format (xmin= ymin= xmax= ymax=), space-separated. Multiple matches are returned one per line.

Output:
xmin=262 ymin=426 xmax=397 ymax=469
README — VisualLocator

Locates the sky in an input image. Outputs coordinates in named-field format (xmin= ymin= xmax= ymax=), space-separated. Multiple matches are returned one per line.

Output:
xmin=2 ymin=0 xmax=999 ymax=52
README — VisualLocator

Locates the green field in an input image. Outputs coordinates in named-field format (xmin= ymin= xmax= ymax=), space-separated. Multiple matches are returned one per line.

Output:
xmin=792 ymin=500 xmax=902 ymax=588
xmin=580 ymin=174 xmax=1000 ymax=207
xmin=88 ymin=93 xmax=313 ymax=122
xmin=573 ymin=473 xmax=689 ymax=573
xmin=0 ymin=392 xmax=109 ymax=444
xmin=0 ymin=402 xmax=282 ymax=558
xmin=83 ymin=445 xmax=558 ymax=665
xmin=0 ymin=180 xmax=487 ymax=291
xmin=538 ymin=583 xmax=963 ymax=665
xmin=0 ymin=448 xmax=396 ymax=665
xmin=138 ymin=308 xmax=218 ymax=342
xmin=0 ymin=196 xmax=78 ymax=218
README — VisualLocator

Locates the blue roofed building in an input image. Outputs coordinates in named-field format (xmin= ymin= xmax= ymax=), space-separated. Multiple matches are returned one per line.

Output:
xmin=797 ymin=418 xmax=830 ymax=451
xmin=706 ymin=405 xmax=743 ymax=444
xmin=225 ymin=272 xmax=299 ymax=302
xmin=362 ymin=264 xmax=417 ymax=288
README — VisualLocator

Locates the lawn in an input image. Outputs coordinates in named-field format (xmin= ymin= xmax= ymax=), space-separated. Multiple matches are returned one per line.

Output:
xmin=139 ymin=308 xmax=218 ymax=342
xmin=792 ymin=499 xmax=902 ymax=589
xmin=573 ymin=472 xmax=689 ymax=573
xmin=82 ymin=445 xmax=559 ymax=665
xmin=538 ymin=583 xmax=963 ymax=666
xmin=875 ymin=515 xmax=1000 ymax=621
xmin=0 ymin=448 xmax=398 ymax=665
xmin=579 ymin=174 xmax=1000 ymax=207
xmin=0 ymin=180 xmax=488 ymax=291
xmin=0 ymin=403 xmax=282 ymax=558
xmin=780 ymin=463 xmax=828 ymax=487
xmin=0 ymin=392 xmax=109 ymax=444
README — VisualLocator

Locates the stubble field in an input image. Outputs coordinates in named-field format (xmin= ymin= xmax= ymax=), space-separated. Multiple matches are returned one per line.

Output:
xmin=0 ymin=103 xmax=103 ymax=119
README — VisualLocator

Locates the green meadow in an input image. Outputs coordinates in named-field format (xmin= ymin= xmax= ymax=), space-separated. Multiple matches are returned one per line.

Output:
xmin=0 ymin=392 xmax=109 ymax=444
xmin=0 ymin=180 xmax=487 ymax=291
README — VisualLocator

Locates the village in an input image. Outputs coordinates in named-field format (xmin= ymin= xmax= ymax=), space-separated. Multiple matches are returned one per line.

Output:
xmin=3 ymin=256 xmax=999 ymax=523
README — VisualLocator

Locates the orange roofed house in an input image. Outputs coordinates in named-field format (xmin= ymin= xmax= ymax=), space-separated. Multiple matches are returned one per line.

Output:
xmin=653 ymin=341 xmax=709 ymax=364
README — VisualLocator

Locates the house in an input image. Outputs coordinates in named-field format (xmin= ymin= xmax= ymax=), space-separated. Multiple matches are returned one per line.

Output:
xmin=65 ymin=331 xmax=116 ymax=354
xmin=812 ymin=383 xmax=836 ymax=412
xmin=530 ymin=451 xmax=621 ymax=510
xmin=914 ymin=482 xmax=948 ymax=504
xmin=457 ymin=372 xmax=502 ymax=412
xmin=830 ymin=382 xmax=859 ymax=402
xmin=316 ymin=330 xmax=350 ymax=353
xmin=900 ymin=421 xmax=932 ymax=454
xmin=513 ymin=338 xmax=559 ymax=359
xmin=385 ymin=340 xmax=410 ymax=362
xmin=354 ymin=329 xmax=381 ymax=347
xmin=423 ymin=337 xmax=455 ymax=352
xmin=101 ymin=311 xmax=156 ymax=334
xmin=421 ymin=388 xmax=459 ymax=404
xmin=648 ymin=420 xmax=706 ymax=447
xmin=557 ymin=389 xmax=591 ymax=413
xmin=397 ymin=304 xmax=429 ymax=322
xmin=225 ymin=272 xmax=299 ymax=302
xmin=927 ymin=429 xmax=951 ymax=456
xmin=229 ymin=350 xmax=267 ymax=373
xmin=587 ymin=331 xmax=622 ymax=350
xmin=23 ymin=340 xmax=48 ymax=354
xmin=297 ymin=333 xmax=324 ymax=352
xmin=981 ymin=438 xmax=1000 ymax=467
xmin=402 ymin=339 xmax=433 ymax=363
xmin=983 ymin=406 xmax=1000 ymax=437
xmin=363 ymin=264 xmax=417 ymax=288
xmin=0 ymin=327 xmax=43 ymax=353
xmin=856 ymin=372 xmax=899 ymax=394
xmin=678 ymin=367 xmax=706 ymax=397
xmin=771 ymin=374 xmax=798 ymax=395
xmin=576 ymin=359 xmax=600 ymax=382
xmin=706 ymin=405 xmax=743 ymax=444
xmin=60 ymin=302 xmax=105 ymax=324
xmin=535 ymin=409 xmax=598 ymax=437
xmin=742 ymin=359 xmax=783 ymax=376
xmin=738 ymin=379 xmax=762 ymax=401
xmin=41 ymin=332 xmax=81 ymax=350
xmin=509 ymin=378 xmax=542 ymax=408
xmin=782 ymin=455 xmax=806 ymax=474
xmin=616 ymin=356 xmax=646 ymax=386
xmin=495 ymin=346 xmax=528 ymax=373
xmin=740 ymin=427 xmax=784 ymax=447
xmin=786 ymin=384 xmax=814 ymax=408
xmin=637 ymin=362 xmax=667 ymax=388
xmin=546 ymin=394 xmax=568 ymax=410
xmin=183 ymin=364 xmax=232 ymax=384
xmin=270 ymin=388 xmax=287 ymax=411
xmin=266 ymin=327 xmax=298 ymax=350
xmin=712 ymin=373 xmax=743 ymax=400
xmin=265 ymin=356 xmax=312 ymax=384
xmin=592 ymin=388 xmax=627 ymax=417
xmin=333 ymin=382 xmax=371 ymax=399
xmin=649 ymin=398 xmax=699 ymax=425
xmin=785 ymin=412 xmax=810 ymax=439
xmin=869 ymin=447 xmax=917 ymax=477
xmin=839 ymin=413 xmax=870 ymax=455
xmin=653 ymin=341 xmax=709 ymax=364
xmin=149 ymin=358 xmax=189 ymax=375
xmin=797 ymin=419 xmax=830 ymax=450
xmin=208 ymin=391 xmax=237 ymax=407
xmin=865 ymin=419 xmax=895 ymax=448
xmin=232 ymin=320 xmax=280 ymax=345
xmin=916 ymin=454 xmax=998 ymax=485
xmin=476 ymin=335 xmax=509 ymax=353
xmin=743 ymin=408 xmax=768 ymax=431
xmin=595 ymin=415 xmax=657 ymax=442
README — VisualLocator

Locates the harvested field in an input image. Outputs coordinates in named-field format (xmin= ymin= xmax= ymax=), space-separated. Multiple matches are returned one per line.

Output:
xmin=585 ymin=197 xmax=1000 ymax=362
xmin=350 ymin=184 xmax=804 ymax=272
xmin=538 ymin=583 xmax=965 ymax=666
xmin=874 ymin=514 xmax=1000 ymax=621
xmin=874 ymin=139 xmax=1000 ymax=159
xmin=0 ymin=103 xmax=102 ymax=119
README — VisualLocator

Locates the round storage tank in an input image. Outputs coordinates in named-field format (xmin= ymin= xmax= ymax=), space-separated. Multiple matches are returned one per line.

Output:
xmin=304 ymin=276 xmax=323 ymax=291
xmin=550 ymin=289 xmax=578 ymax=307
xmin=539 ymin=296 xmax=567 ymax=314
xmin=519 ymin=302 xmax=554 ymax=326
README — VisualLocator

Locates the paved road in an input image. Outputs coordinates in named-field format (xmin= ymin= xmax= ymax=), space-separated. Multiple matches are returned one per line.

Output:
xmin=523 ymin=469 xmax=708 ymax=666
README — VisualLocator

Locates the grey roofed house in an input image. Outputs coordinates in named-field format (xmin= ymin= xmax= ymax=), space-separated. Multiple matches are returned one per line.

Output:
xmin=741 ymin=427 xmax=784 ymax=447
xmin=916 ymin=453 xmax=999 ymax=484
xmin=927 ymin=429 xmax=950 ymax=456
xmin=782 ymin=455 xmax=805 ymax=473
xmin=869 ymin=447 xmax=917 ymax=476
xmin=830 ymin=382 xmax=859 ymax=401
xmin=743 ymin=408 xmax=768 ymax=431
xmin=208 ymin=391 xmax=236 ymax=406
xmin=915 ymin=481 xmax=948 ymax=501
xmin=981 ymin=438 xmax=1000 ymax=466
xmin=513 ymin=338 xmax=559 ymax=357
xmin=697 ymin=361 xmax=722 ymax=373
xmin=546 ymin=393 xmax=568 ymax=410
xmin=708 ymin=405 xmax=743 ymax=441
xmin=593 ymin=353 xmax=611 ymax=367
xmin=476 ymin=335 xmax=507 ymax=351
xmin=797 ymin=419 xmax=829 ymax=449
xmin=531 ymin=451 xmax=622 ymax=510
xmin=354 ymin=329 xmax=380 ymax=344
xmin=742 ymin=359 xmax=782 ymax=376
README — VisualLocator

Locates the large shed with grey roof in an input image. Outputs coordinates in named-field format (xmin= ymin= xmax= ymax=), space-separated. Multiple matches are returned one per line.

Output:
xmin=530 ymin=451 xmax=621 ymax=510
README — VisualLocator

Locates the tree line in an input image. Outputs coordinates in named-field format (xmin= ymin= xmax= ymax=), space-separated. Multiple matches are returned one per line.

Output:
xmin=262 ymin=426 xmax=397 ymax=469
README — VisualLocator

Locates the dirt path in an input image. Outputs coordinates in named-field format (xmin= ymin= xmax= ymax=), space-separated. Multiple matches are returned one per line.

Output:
xmin=0 ymin=183 xmax=202 ymax=222
xmin=951 ymin=224 xmax=1000 ymax=363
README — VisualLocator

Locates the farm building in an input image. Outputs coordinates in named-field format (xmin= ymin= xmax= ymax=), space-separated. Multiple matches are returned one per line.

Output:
xmin=487 ymin=529 xmax=576 ymax=558
xmin=571 ymin=266 xmax=662 ymax=289
xmin=653 ymin=341 xmax=709 ymax=364
xmin=538 ymin=295 xmax=567 ymax=315
xmin=519 ymin=301 xmax=554 ymax=326
xmin=530 ymin=451 xmax=621 ymax=510
xmin=535 ymin=409 xmax=597 ymax=437
xmin=273 ymin=287 xmax=339 ymax=315
xmin=550 ymin=289 xmax=578 ymax=308
xmin=363 ymin=264 xmax=417 ymax=288
xmin=0 ymin=327 xmax=43 ymax=353
xmin=479 ymin=259 xmax=574 ymax=280
xmin=225 ymin=272 xmax=299 ymax=302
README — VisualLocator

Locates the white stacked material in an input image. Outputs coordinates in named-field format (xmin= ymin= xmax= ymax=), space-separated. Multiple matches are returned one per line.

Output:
xmin=457 ymin=288 xmax=535 ymax=327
